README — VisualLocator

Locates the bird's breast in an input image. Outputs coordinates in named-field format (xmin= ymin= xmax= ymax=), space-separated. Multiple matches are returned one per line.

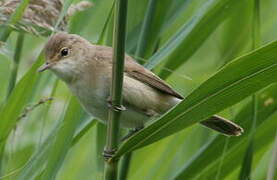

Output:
xmin=68 ymin=75 xmax=110 ymax=122
xmin=67 ymin=75 xmax=149 ymax=128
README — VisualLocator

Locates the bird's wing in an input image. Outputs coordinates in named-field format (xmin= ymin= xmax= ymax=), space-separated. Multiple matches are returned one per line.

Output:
xmin=93 ymin=45 xmax=183 ymax=99
xmin=124 ymin=56 xmax=184 ymax=99
xmin=93 ymin=45 xmax=183 ymax=115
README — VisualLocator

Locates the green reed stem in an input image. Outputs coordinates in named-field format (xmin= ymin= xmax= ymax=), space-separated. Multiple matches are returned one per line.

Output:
xmin=118 ymin=152 xmax=132 ymax=180
xmin=104 ymin=0 xmax=128 ymax=179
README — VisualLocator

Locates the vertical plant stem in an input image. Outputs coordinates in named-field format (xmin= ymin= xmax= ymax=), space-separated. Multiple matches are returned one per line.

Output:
xmin=118 ymin=152 xmax=132 ymax=180
xmin=252 ymin=0 xmax=261 ymax=48
xmin=267 ymin=131 xmax=277 ymax=180
xmin=95 ymin=122 xmax=107 ymax=179
xmin=6 ymin=33 xmax=25 ymax=99
xmin=239 ymin=1 xmax=260 ymax=179
xmin=122 ymin=6 xmax=160 ymax=176
xmin=118 ymin=130 xmax=134 ymax=179
xmin=104 ymin=0 xmax=128 ymax=179
xmin=135 ymin=0 xmax=157 ymax=64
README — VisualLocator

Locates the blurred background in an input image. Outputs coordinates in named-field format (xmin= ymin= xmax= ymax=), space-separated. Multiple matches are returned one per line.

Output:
xmin=0 ymin=0 xmax=276 ymax=179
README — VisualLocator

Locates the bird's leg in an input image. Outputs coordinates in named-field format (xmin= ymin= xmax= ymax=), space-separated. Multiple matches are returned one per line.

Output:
xmin=107 ymin=96 xmax=126 ymax=111
xmin=121 ymin=126 xmax=144 ymax=142
xmin=104 ymin=97 xmax=127 ymax=161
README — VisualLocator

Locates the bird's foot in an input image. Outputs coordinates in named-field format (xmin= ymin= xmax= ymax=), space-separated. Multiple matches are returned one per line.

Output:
xmin=121 ymin=127 xmax=144 ymax=142
xmin=107 ymin=96 xmax=126 ymax=112
xmin=103 ymin=148 xmax=117 ymax=161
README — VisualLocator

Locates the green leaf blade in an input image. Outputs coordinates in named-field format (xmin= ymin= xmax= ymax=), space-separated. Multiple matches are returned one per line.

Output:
xmin=173 ymin=84 xmax=277 ymax=179
xmin=145 ymin=0 xmax=243 ymax=76
xmin=41 ymin=97 xmax=83 ymax=180
xmin=0 ymin=53 xmax=43 ymax=146
xmin=113 ymin=41 xmax=277 ymax=159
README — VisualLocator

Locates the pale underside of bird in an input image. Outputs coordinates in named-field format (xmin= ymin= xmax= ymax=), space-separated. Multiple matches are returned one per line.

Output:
xmin=41 ymin=32 xmax=243 ymax=136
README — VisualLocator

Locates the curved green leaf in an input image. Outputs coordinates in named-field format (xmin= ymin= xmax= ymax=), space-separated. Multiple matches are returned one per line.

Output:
xmin=16 ymin=123 xmax=60 ymax=180
xmin=0 ymin=53 xmax=43 ymax=148
xmin=173 ymin=84 xmax=277 ymax=179
xmin=113 ymin=41 xmax=277 ymax=159
xmin=41 ymin=97 xmax=83 ymax=180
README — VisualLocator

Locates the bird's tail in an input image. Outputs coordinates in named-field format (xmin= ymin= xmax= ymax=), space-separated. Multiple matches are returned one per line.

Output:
xmin=200 ymin=115 xmax=243 ymax=136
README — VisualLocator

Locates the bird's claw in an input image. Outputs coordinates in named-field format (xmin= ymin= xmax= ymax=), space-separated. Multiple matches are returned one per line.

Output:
xmin=107 ymin=97 xmax=126 ymax=112
xmin=103 ymin=148 xmax=117 ymax=161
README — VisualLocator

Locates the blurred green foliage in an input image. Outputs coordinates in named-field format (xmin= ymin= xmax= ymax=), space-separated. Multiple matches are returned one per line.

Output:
xmin=0 ymin=0 xmax=276 ymax=179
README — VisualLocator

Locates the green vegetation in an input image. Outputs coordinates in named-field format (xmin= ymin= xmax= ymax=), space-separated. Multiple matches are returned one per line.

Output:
xmin=0 ymin=0 xmax=276 ymax=179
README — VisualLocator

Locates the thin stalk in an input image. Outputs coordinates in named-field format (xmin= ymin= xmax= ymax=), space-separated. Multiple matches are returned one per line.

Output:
xmin=239 ymin=1 xmax=260 ymax=179
xmin=116 ymin=4 xmax=159 ymax=176
xmin=95 ymin=122 xmax=107 ymax=179
xmin=104 ymin=0 xmax=128 ymax=179
xmin=239 ymin=137 xmax=254 ymax=180
xmin=0 ymin=0 xmax=30 ymax=42
xmin=135 ymin=0 xmax=157 ymax=64
xmin=54 ymin=0 xmax=74 ymax=31
xmin=267 ymin=131 xmax=277 ymax=180
xmin=6 ymin=33 xmax=25 ymax=99
xmin=252 ymin=0 xmax=261 ymax=48
xmin=118 ymin=152 xmax=132 ymax=180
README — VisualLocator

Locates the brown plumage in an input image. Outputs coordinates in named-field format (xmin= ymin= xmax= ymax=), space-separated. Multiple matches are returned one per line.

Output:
xmin=40 ymin=32 xmax=243 ymax=136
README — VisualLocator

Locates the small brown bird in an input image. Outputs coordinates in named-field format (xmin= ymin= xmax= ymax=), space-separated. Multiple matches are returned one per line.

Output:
xmin=39 ymin=32 xmax=243 ymax=136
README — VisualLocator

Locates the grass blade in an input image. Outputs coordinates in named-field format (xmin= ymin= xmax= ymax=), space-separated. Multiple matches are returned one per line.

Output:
xmin=267 ymin=131 xmax=277 ymax=180
xmin=239 ymin=140 xmax=254 ymax=180
xmin=135 ymin=0 xmax=157 ymax=64
xmin=41 ymin=97 xmax=83 ymax=180
xmin=239 ymin=1 xmax=261 ymax=178
xmin=95 ymin=122 xmax=107 ymax=179
xmin=0 ymin=52 xmax=44 ymax=149
xmin=173 ymin=84 xmax=277 ymax=179
xmin=113 ymin=41 xmax=277 ymax=159
xmin=72 ymin=118 xmax=97 ymax=146
xmin=145 ymin=0 xmax=243 ymax=78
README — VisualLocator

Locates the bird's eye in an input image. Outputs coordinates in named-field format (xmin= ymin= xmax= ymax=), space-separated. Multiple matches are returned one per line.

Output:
xmin=60 ymin=47 xmax=69 ymax=57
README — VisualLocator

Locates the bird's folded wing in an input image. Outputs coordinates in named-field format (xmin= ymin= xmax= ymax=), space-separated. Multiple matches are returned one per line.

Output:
xmin=94 ymin=44 xmax=183 ymax=99
xmin=125 ymin=57 xmax=184 ymax=99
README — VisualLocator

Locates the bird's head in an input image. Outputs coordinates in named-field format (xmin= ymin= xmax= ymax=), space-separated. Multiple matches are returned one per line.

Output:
xmin=38 ymin=32 xmax=91 ymax=82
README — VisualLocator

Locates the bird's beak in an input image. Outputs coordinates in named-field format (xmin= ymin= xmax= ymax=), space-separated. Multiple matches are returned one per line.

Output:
xmin=38 ymin=62 xmax=52 ymax=72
